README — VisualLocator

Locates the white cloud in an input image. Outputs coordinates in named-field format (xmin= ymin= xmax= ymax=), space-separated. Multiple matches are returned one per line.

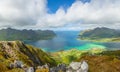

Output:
xmin=39 ymin=0 xmax=120 ymax=29
xmin=0 ymin=0 xmax=120 ymax=30
xmin=0 ymin=0 xmax=47 ymax=28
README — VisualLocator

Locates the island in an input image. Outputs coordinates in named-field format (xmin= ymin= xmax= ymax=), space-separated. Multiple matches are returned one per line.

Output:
xmin=0 ymin=28 xmax=56 ymax=41
xmin=78 ymin=27 xmax=120 ymax=42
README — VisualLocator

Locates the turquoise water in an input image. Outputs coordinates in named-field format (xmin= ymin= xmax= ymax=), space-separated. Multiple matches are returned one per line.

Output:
xmin=73 ymin=43 xmax=106 ymax=50
xmin=25 ymin=31 xmax=120 ymax=52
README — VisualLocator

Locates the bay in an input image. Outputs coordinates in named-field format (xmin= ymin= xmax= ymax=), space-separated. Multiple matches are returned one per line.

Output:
xmin=24 ymin=31 xmax=120 ymax=52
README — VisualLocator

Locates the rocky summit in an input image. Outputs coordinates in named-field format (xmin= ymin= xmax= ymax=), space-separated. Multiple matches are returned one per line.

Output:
xmin=0 ymin=41 xmax=56 ymax=72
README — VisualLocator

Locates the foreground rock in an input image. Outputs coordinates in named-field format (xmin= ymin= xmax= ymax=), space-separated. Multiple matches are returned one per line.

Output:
xmin=67 ymin=61 xmax=88 ymax=72
xmin=26 ymin=67 xmax=34 ymax=72
xmin=50 ymin=64 xmax=66 ymax=72
xmin=49 ymin=61 xmax=88 ymax=72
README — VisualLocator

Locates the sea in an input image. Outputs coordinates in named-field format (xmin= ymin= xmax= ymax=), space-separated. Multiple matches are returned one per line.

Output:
xmin=25 ymin=31 xmax=120 ymax=52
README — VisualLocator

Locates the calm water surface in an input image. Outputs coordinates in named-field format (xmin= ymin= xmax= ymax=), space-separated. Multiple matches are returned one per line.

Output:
xmin=25 ymin=31 xmax=120 ymax=52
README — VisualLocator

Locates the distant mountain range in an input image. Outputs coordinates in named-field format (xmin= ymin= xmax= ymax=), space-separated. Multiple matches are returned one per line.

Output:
xmin=0 ymin=28 xmax=56 ymax=41
xmin=78 ymin=27 xmax=120 ymax=42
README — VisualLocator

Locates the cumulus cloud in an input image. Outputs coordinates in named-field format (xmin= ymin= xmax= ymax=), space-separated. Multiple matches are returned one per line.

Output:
xmin=0 ymin=0 xmax=47 ymax=28
xmin=39 ymin=0 xmax=120 ymax=29
xmin=0 ymin=0 xmax=120 ymax=30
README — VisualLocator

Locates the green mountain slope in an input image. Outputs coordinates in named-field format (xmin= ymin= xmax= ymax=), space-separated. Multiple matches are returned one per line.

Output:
xmin=0 ymin=41 xmax=56 ymax=72
xmin=0 ymin=28 xmax=56 ymax=41
xmin=78 ymin=27 xmax=120 ymax=42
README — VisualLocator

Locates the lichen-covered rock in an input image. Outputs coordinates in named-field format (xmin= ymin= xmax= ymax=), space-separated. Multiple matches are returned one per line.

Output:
xmin=26 ymin=67 xmax=34 ymax=72
xmin=37 ymin=64 xmax=49 ymax=72
xmin=9 ymin=63 xmax=15 ymax=69
xmin=67 ymin=61 xmax=88 ymax=72
xmin=9 ymin=60 xmax=23 ymax=69
xmin=69 ymin=62 xmax=81 ymax=70
xmin=14 ymin=60 xmax=23 ymax=68
xmin=80 ymin=61 xmax=88 ymax=72
xmin=50 ymin=64 xmax=66 ymax=72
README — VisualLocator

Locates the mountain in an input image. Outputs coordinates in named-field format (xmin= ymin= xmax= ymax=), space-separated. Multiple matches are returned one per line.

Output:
xmin=78 ymin=27 xmax=120 ymax=42
xmin=0 ymin=28 xmax=56 ymax=41
xmin=0 ymin=41 xmax=56 ymax=72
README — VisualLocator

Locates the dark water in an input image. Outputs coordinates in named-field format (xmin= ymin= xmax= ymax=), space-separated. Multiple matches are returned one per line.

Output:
xmin=25 ymin=31 xmax=120 ymax=52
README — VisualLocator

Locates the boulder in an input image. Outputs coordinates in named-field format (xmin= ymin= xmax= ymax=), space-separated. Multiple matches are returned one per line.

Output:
xmin=80 ymin=61 xmax=88 ymax=72
xmin=69 ymin=62 xmax=81 ymax=70
xmin=9 ymin=63 xmax=14 ymax=69
xmin=67 ymin=61 xmax=88 ymax=72
xmin=9 ymin=60 xmax=24 ymax=69
xmin=44 ymin=64 xmax=49 ymax=69
xmin=50 ymin=64 xmax=66 ymax=72
xmin=37 ymin=64 xmax=49 ymax=69
xmin=14 ymin=60 xmax=23 ymax=68
xmin=66 ymin=66 xmax=73 ymax=72
xmin=26 ymin=67 xmax=34 ymax=72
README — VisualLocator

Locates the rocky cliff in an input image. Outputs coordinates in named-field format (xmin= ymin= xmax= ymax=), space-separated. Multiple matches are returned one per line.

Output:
xmin=0 ymin=41 xmax=56 ymax=72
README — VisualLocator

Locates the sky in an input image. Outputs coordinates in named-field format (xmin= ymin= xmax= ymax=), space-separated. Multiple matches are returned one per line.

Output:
xmin=0 ymin=0 xmax=120 ymax=30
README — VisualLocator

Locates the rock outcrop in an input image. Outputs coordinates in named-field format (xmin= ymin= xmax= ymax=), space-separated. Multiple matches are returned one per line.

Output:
xmin=0 ymin=41 xmax=56 ymax=72
xmin=9 ymin=60 xmax=23 ymax=69
xmin=50 ymin=64 xmax=66 ymax=72
xmin=26 ymin=67 xmax=34 ymax=72
xmin=67 ymin=61 xmax=88 ymax=72
xmin=49 ymin=61 xmax=88 ymax=72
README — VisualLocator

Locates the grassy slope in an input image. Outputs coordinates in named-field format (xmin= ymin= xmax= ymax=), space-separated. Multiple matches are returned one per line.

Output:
xmin=77 ymin=50 xmax=120 ymax=72
xmin=51 ymin=49 xmax=120 ymax=72
xmin=50 ymin=48 xmax=105 ymax=64
xmin=79 ymin=37 xmax=120 ymax=42
xmin=79 ymin=27 xmax=120 ymax=42
xmin=0 ymin=41 xmax=56 ymax=72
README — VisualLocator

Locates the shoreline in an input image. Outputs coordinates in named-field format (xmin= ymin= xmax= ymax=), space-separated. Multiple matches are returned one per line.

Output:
xmin=77 ymin=38 xmax=120 ymax=43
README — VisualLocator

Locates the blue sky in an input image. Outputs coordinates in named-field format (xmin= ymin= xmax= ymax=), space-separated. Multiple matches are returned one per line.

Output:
xmin=47 ymin=0 xmax=75 ymax=13
xmin=47 ymin=0 xmax=91 ymax=13
xmin=0 ymin=0 xmax=120 ymax=30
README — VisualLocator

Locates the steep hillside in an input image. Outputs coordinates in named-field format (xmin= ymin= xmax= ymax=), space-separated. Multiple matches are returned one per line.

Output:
xmin=0 ymin=41 xmax=56 ymax=72
xmin=78 ymin=27 xmax=120 ymax=42
xmin=0 ymin=28 xmax=56 ymax=41
xmin=76 ymin=50 xmax=120 ymax=72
